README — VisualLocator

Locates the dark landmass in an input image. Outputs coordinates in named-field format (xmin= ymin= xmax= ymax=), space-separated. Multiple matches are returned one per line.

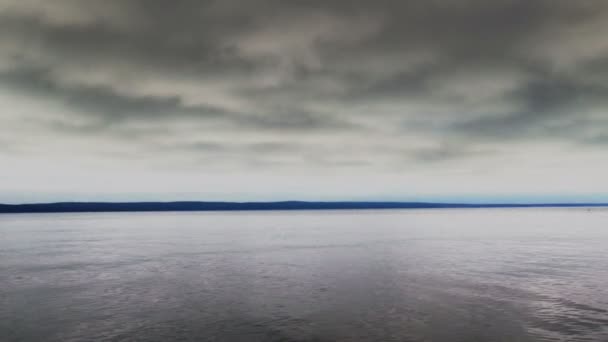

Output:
xmin=1 ymin=201 xmax=607 ymax=214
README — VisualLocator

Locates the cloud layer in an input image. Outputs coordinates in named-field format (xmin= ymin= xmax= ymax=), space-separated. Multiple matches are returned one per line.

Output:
xmin=1 ymin=0 xmax=608 ymax=200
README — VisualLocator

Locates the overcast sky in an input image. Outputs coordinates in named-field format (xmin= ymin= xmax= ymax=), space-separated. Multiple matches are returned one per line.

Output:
xmin=1 ymin=0 xmax=608 ymax=203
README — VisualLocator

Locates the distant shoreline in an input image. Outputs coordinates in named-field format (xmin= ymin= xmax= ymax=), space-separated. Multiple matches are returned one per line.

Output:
xmin=1 ymin=201 xmax=607 ymax=214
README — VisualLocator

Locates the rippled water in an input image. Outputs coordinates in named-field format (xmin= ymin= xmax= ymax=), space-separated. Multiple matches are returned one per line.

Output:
xmin=1 ymin=208 xmax=608 ymax=341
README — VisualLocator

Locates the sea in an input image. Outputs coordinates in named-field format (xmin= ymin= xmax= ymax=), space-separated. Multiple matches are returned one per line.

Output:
xmin=1 ymin=208 xmax=608 ymax=341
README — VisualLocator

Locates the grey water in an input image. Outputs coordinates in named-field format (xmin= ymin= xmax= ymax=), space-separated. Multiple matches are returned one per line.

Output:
xmin=1 ymin=209 xmax=608 ymax=342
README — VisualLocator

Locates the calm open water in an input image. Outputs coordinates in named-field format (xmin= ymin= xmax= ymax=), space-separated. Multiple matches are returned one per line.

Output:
xmin=1 ymin=209 xmax=608 ymax=341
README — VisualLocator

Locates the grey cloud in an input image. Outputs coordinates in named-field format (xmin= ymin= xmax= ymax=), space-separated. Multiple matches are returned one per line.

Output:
xmin=2 ymin=66 xmax=349 ymax=137
xmin=1 ymin=0 xmax=608 ymax=167
xmin=239 ymin=109 xmax=358 ymax=132
xmin=410 ymin=145 xmax=493 ymax=163
xmin=0 ymin=137 xmax=16 ymax=153
xmin=0 ymin=67 xmax=193 ymax=121
xmin=585 ymin=134 xmax=608 ymax=145
xmin=157 ymin=141 xmax=302 ymax=154
xmin=445 ymin=75 xmax=608 ymax=142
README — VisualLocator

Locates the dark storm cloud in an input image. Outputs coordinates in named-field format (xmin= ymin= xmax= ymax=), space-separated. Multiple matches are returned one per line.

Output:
xmin=1 ymin=0 xmax=608 ymax=165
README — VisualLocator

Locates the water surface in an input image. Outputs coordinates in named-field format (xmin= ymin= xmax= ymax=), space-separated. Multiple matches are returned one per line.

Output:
xmin=2 ymin=209 xmax=608 ymax=341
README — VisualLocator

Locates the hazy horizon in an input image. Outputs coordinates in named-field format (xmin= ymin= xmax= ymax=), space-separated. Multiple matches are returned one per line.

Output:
xmin=3 ymin=194 xmax=608 ymax=206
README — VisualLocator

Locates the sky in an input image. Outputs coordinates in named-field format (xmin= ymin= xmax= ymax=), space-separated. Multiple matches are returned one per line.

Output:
xmin=1 ymin=0 xmax=608 ymax=204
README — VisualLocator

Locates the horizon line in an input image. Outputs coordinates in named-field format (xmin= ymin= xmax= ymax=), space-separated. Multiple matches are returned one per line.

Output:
xmin=1 ymin=200 xmax=608 ymax=214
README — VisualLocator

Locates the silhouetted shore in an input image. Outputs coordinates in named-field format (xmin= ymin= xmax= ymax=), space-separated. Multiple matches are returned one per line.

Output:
xmin=1 ymin=201 xmax=607 ymax=214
